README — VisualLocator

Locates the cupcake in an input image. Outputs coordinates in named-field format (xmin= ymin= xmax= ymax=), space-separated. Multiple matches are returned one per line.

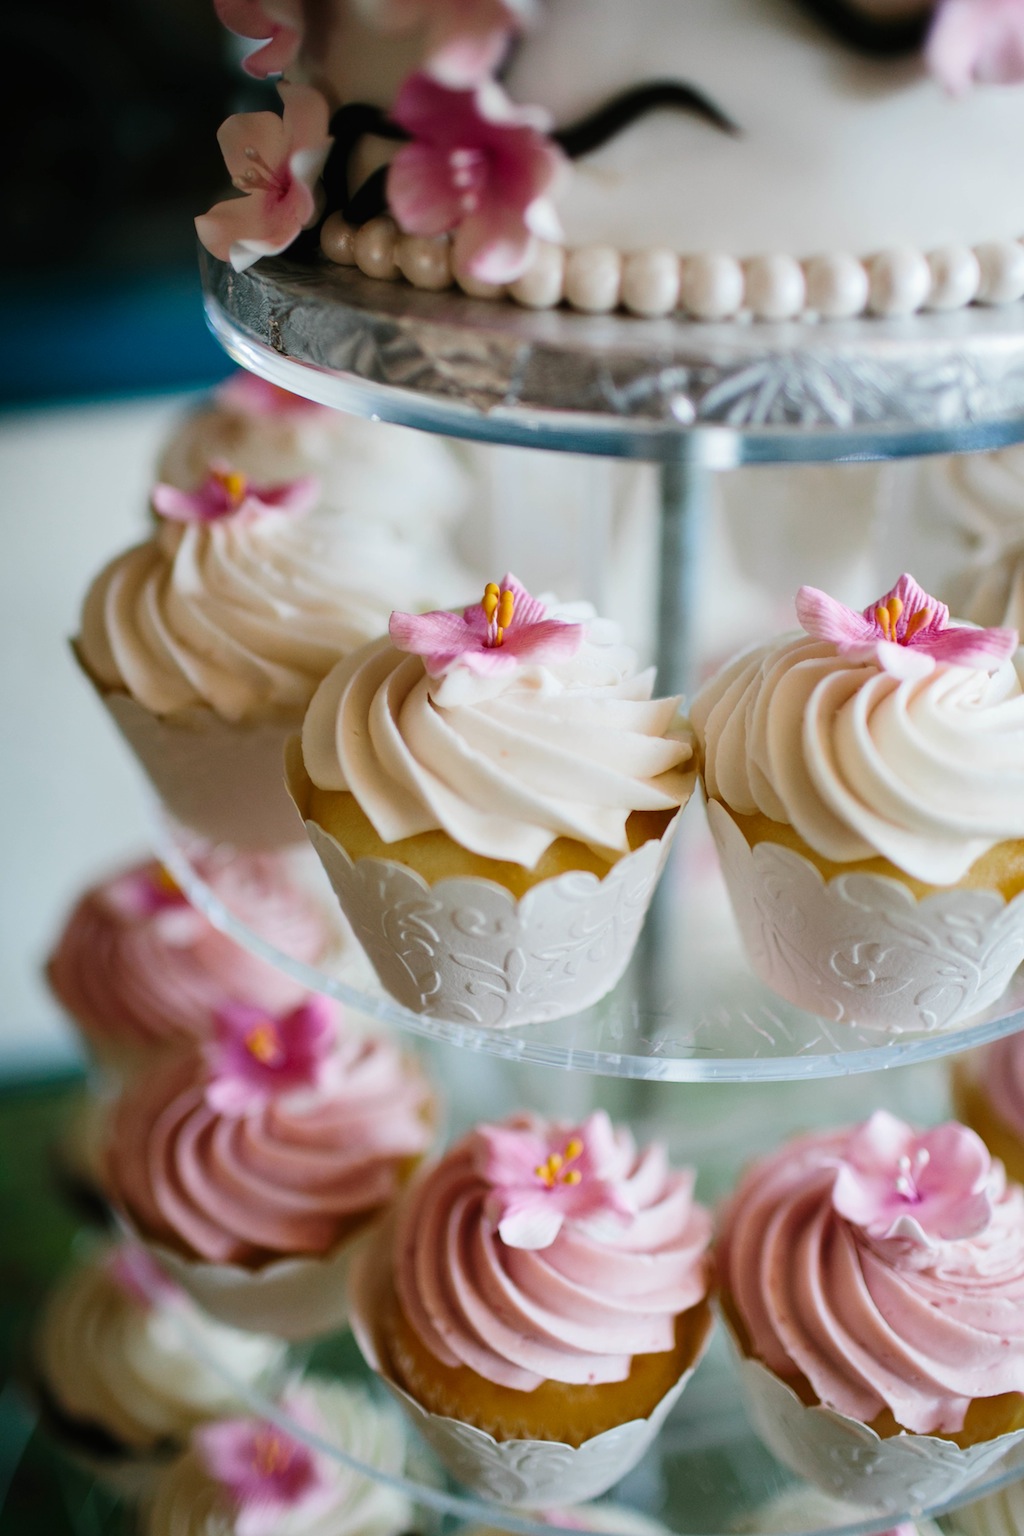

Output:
xmin=145 ymin=1378 xmax=413 ymax=1536
xmin=33 ymin=1242 xmax=286 ymax=1497
xmin=735 ymin=1487 xmax=942 ymax=1534
xmin=102 ymin=997 xmax=436 ymax=1338
xmin=75 ymin=458 xmax=473 ymax=850
xmin=716 ymin=1110 xmax=1024 ymax=1510
xmin=46 ymin=854 xmax=331 ymax=1075
xmin=293 ymin=575 xmax=695 ymax=1027
xmin=351 ymin=1110 xmax=714 ymax=1507
xmin=691 ymin=572 xmax=1024 ymax=1031
xmin=954 ymin=1035 xmax=1024 ymax=1188
xmin=949 ymin=1475 xmax=1024 ymax=1535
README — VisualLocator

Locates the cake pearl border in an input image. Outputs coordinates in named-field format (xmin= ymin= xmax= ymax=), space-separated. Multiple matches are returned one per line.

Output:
xmin=321 ymin=214 xmax=1024 ymax=321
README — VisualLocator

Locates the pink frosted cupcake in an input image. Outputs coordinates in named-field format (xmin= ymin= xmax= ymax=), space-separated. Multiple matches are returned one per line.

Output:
xmin=46 ymin=854 xmax=331 ymax=1073
xmin=717 ymin=1111 xmax=1024 ymax=1510
xmin=102 ymin=998 xmax=437 ymax=1338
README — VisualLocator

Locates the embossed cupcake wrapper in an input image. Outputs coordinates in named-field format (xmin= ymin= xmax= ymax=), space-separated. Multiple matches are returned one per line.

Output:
xmin=286 ymin=739 xmax=686 ymax=1029
xmin=706 ymin=798 xmax=1024 ymax=1034
xmin=348 ymin=1233 xmax=714 ymax=1510
xmin=73 ymin=644 xmax=307 ymax=851
xmin=736 ymin=1357 xmax=1024 ymax=1515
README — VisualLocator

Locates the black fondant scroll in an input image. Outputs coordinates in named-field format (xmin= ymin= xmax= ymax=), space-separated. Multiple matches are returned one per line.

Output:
xmin=793 ymin=0 xmax=933 ymax=56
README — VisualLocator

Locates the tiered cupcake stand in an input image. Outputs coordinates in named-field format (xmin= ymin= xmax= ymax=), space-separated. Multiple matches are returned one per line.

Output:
xmin=107 ymin=252 xmax=1024 ymax=1535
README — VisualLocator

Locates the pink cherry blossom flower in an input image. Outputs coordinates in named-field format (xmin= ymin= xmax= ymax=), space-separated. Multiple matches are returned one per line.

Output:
xmin=476 ymin=1111 xmax=635 ymax=1250
xmin=196 ymin=82 xmax=333 ymax=273
xmin=928 ymin=0 xmax=1024 ymax=93
xmin=204 ymin=996 xmax=339 ymax=1116
xmin=151 ymin=464 xmax=319 ymax=524
xmin=796 ymin=571 xmax=1018 ymax=680
xmin=356 ymin=0 xmax=535 ymax=86
xmin=831 ymin=1110 xmax=995 ymax=1249
xmin=387 ymin=73 xmax=565 ymax=284
xmin=103 ymin=860 xmax=207 ymax=945
xmin=216 ymin=370 xmax=329 ymax=418
xmin=106 ymin=1244 xmax=181 ymax=1308
xmin=213 ymin=0 xmax=304 ymax=78
xmin=390 ymin=573 xmax=583 ymax=680
xmin=197 ymin=1402 xmax=328 ymax=1536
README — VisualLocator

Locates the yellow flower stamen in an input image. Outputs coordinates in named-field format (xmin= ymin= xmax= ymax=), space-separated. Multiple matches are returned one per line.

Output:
xmin=252 ymin=1430 xmax=292 ymax=1476
xmin=482 ymin=583 xmax=500 ymax=623
xmin=904 ymin=605 xmax=932 ymax=641
xmin=245 ymin=1021 xmax=282 ymax=1065
xmin=213 ymin=468 xmax=248 ymax=506
xmin=534 ymin=1136 xmax=586 ymax=1189
xmin=482 ymin=581 xmax=515 ymax=647
xmin=875 ymin=604 xmax=891 ymax=640
xmin=153 ymin=864 xmax=181 ymax=898
xmin=564 ymin=1170 xmax=582 ymax=1186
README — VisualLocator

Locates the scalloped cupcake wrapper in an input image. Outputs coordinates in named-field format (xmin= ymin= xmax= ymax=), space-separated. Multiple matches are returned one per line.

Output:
xmin=348 ymin=1234 xmax=713 ymax=1510
xmin=736 ymin=1357 xmax=1024 ymax=1515
xmin=705 ymin=798 xmax=1024 ymax=1033
xmin=286 ymin=740 xmax=685 ymax=1029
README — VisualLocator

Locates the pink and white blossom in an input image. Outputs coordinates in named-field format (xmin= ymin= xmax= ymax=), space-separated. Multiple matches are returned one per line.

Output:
xmin=197 ymin=1399 xmax=329 ymax=1536
xmin=216 ymin=370 xmax=330 ymax=418
xmin=928 ymin=0 xmax=1024 ymax=93
xmin=103 ymin=861 xmax=207 ymax=945
xmin=387 ymin=73 xmax=565 ymax=284
xmin=477 ymin=1111 xmax=635 ymax=1250
xmin=390 ymin=573 xmax=583 ymax=679
xmin=151 ymin=464 xmax=319 ymax=524
xmin=831 ymin=1110 xmax=995 ymax=1250
xmin=213 ymin=0 xmax=304 ymax=78
xmin=204 ymin=996 xmax=339 ymax=1116
xmin=355 ymin=0 xmax=535 ymax=86
xmin=796 ymin=571 xmax=1018 ymax=679
xmin=196 ymin=83 xmax=333 ymax=272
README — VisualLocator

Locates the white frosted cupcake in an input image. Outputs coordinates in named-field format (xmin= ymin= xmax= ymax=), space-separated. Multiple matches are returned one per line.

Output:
xmin=33 ymin=1243 xmax=286 ymax=1495
xmin=294 ymin=575 xmax=695 ymax=1026
xmin=734 ymin=1486 xmax=943 ymax=1534
xmin=145 ymin=1378 xmax=412 ymax=1536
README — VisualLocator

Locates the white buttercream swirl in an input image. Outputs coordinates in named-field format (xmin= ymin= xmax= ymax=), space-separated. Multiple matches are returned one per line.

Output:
xmin=302 ymin=611 xmax=693 ymax=866
xmin=950 ymin=1478 xmax=1024 ymax=1536
xmin=691 ymin=632 xmax=1024 ymax=884
xmin=79 ymin=512 xmax=471 ymax=724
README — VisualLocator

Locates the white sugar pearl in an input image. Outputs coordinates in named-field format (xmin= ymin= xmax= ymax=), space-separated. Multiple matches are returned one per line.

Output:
xmin=679 ymin=253 xmax=744 ymax=320
xmin=353 ymin=217 xmax=399 ymax=281
xmin=975 ymin=241 xmax=1024 ymax=305
xmin=744 ymin=254 xmax=806 ymax=321
xmin=564 ymin=246 xmax=622 ymax=313
xmin=803 ymin=252 xmax=869 ymax=319
xmin=396 ymin=234 xmax=452 ymax=292
xmin=867 ymin=247 xmax=931 ymax=317
xmin=509 ymin=242 xmax=565 ymax=309
xmin=926 ymin=245 xmax=981 ymax=310
xmin=453 ymin=262 xmax=505 ymax=299
xmin=320 ymin=213 xmax=357 ymax=266
xmin=621 ymin=250 xmax=681 ymax=317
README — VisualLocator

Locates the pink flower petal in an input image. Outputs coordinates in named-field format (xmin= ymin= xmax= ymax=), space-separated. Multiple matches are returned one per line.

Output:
xmin=928 ymin=0 xmax=1024 ymax=93
xmin=497 ymin=1196 xmax=566 ymax=1250
xmin=388 ymin=143 xmax=469 ymax=236
xmin=795 ymin=585 xmax=878 ymax=649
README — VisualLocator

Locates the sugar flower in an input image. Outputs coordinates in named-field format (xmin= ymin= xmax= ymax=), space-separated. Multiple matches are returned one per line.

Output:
xmin=831 ymin=1110 xmax=995 ymax=1251
xmin=928 ymin=0 xmax=1024 ymax=93
xmin=103 ymin=860 xmax=207 ymax=945
xmin=213 ymin=0 xmax=304 ymax=78
xmin=387 ymin=72 xmax=565 ymax=284
xmin=354 ymin=0 xmax=536 ymax=86
xmin=390 ymin=573 xmax=583 ymax=682
xmin=477 ymin=1111 xmax=635 ymax=1250
xmin=196 ymin=82 xmax=333 ymax=273
xmin=198 ymin=1402 xmax=328 ymax=1536
xmin=216 ymin=370 xmax=329 ymax=418
xmin=204 ymin=996 xmax=339 ymax=1116
xmin=151 ymin=464 xmax=319 ymax=524
xmin=796 ymin=571 xmax=1018 ymax=679
xmin=106 ymin=1244 xmax=180 ymax=1308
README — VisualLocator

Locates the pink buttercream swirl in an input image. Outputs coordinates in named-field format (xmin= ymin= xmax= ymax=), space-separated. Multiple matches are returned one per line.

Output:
xmin=105 ymin=1033 xmax=435 ymax=1265
xmin=717 ymin=1119 xmax=1024 ymax=1434
xmin=47 ymin=855 xmax=329 ymax=1062
xmin=393 ymin=1113 xmax=711 ymax=1390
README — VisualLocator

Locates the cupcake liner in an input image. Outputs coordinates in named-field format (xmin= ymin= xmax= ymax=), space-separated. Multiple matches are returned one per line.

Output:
xmin=287 ymin=741 xmax=684 ymax=1029
xmin=736 ymin=1356 xmax=1024 ymax=1514
xmin=349 ymin=1234 xmax=713 ymax=1510
xmin=74 ymin=644 xmax=305 ymax=850
xmin=706 ymin=798 xmax=1024 ymax=1032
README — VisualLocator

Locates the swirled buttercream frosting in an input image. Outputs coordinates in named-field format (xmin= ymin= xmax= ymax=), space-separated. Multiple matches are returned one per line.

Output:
xmin=47 ymin=856 xmax=328 ymax=1062
xmin=104 ymin=1032 xmax=435 ymax=1265
xmin=35 ymin=1245 xmax=285 ymax=1451
xmin=691 ymin=574 xmax=1024 ymax=884
xmin=392 ymin=1111 xmax=712 ymax=1391
xmin=302 ymin=578 xmax=693 ymax=867
xmin=717 ymin=1112 xmax=1024 ymax=1436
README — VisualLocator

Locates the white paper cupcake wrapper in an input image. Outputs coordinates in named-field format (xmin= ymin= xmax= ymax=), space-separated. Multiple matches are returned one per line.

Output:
xmin=706 ymin=798 xmax=1024 ymax=1032
xmin=287 ymin=741 xmax=686 ymax=1029
xmin=74 ymin=645 xmax=305 ymax=850
xmin=737 ymin=1357 xmax=1024 ymax=1514
xmin=348 ymin=1235 xmax=713 ymax=1510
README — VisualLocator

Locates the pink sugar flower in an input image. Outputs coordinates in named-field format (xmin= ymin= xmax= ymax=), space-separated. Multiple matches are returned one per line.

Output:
xmin=356 ymin=0 xmax=535 ymax=86
xmin=106 ymin=1244 xmax=180 ymax=1308
xmin=198 ymin=1403 xmax=328 ymax=1536
xmin=196 ymin=82 xmax=333 ymax=273
xmin=928 ymin=0 xmax=1024 ymax=92
xmin=796 ymin=571 xmax=1018 ymax=680
xmin=387 ymin=73 xmax=565 ymax=284
xmin=103 ymin=860 xmax=207 ymax=945
xmin=213 ymin=0 xmax=304 ymax=78
xmin=204 ymin=996 xmax=339 ymax=1116
xmin=390 ymin=573 xmax=583 ymax=679
xmin=151 ymin=463 xmax=319 ymax=524
xmin=477 ymin=1111 xmax=635 ymax=1250
xmin=216 ymin=370 xmax=329 ymax=418
xmin=832 ymin=1110 xmax=995 ymax=1249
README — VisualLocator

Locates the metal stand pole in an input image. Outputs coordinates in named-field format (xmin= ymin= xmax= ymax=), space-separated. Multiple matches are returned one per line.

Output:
xmin=655 ymin=452 xmax=713 ymax=700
